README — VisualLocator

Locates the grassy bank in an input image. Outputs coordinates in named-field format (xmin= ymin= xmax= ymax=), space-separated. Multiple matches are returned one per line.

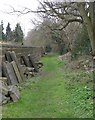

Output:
xmin=2 ymin=53 xmax=93 ymax=118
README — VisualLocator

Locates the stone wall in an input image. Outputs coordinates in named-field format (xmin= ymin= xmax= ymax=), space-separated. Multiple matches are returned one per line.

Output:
xmin=1 ymin=44 xmax=44 ymax=63
xmin=0 ymin=44 xmax=45 ymax=105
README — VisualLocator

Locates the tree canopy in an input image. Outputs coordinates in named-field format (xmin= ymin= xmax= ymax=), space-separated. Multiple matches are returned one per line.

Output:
xmin=14 ymin=23 xmax=24 ymax=43
xmin=0 ymin=21 xmax=24 ymax=44
xmin=6 ymin=22 xmax=11 ymax=41
xmin=8 ymin=1 xmax=95 ymax=56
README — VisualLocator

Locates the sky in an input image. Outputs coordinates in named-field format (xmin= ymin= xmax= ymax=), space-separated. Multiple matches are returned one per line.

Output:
xmin=0 ymin=0 xmax=39 ymax=37
xmin=0 ymin=0 xmax=94 ymax=37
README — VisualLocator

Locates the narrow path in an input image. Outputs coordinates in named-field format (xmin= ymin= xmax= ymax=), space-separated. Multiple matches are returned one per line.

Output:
xmin=3 ymin=54 xmax=72 ymax=118
xmin=2 ymin=54 xmax=93 ymax=118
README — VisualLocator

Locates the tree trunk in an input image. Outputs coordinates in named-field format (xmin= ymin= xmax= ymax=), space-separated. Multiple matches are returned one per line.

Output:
xmin=78 ymin=3 xmax=95 ymax=55
xmin=85 ymin=23 xmax=95 ymax=55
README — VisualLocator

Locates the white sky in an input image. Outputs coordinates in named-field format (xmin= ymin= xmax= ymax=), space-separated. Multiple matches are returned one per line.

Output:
xmin=0 ymin=0 xmax=94 ymax=37
xmin=0 ymin=0 xmax=39 ymax=37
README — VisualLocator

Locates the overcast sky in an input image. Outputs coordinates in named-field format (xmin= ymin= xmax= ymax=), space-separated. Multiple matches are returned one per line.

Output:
xmin=0 ymin=0 xmax=94 ymax=37
xmin=0 ymin=0 xmax=39 ymax=37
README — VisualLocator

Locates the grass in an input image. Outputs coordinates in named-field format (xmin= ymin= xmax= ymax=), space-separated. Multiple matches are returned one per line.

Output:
xmin=2 ymin=53 xmax=93 ymax=118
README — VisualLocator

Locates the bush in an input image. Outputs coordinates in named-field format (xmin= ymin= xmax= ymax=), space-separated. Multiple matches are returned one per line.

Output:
xmin=45 ymin=44 xmax=52 ymax=53
xmin=59 ymin=43 xmax=68 ymax=55
xmin=71 ymin=25 xmax=92 ymax=59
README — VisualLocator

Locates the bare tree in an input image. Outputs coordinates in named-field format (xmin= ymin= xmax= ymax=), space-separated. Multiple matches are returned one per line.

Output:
xmin=8 ymin=1 xmax=95 ymax=56
xmin=39 ymin=1 xmax=95 ymax=56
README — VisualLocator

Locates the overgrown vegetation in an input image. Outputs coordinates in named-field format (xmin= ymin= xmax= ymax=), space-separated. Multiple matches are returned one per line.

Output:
xmin=3 ymin=54 xmax=93 ymax=118
xmin=71 ymin=25 xmax=92 ymax=59
xmin=1 ymin=1 xmax=94 ymax=118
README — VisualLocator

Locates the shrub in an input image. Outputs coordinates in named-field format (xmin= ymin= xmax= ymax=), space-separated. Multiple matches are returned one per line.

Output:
xmin=71 ymin=25 xmax=92 ymax=59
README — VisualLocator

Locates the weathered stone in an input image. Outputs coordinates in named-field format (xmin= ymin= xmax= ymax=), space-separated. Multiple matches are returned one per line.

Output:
xmin=35 ymin=61 xmax=43 ymax=68
xmin=3 ymin=62 xmax=11 ymax=85
xmin=0 ymin=93 xmax=9 ymax=105
xmin=5 ymin=51 xmax=12 ymax=62
xmin=8 ymin=85 xmax=20 ymax=102
xmin=0 ymin=80 xmax=8 ymax=96
xmin=23 ymin=67 xmax=35 ymax=78
xmin=20 ymin=55 xmax=30 ymax=67
xmin=26 ymin=67 xmax=34 ymax=72
xmin=0 ymin=65 xmax=2 ymax=77
xmin=4 ymin=62 xmax=18 ymax=85
xmin=28 ymin=55 xmax=39 ymax=72
xmin=11 ymin=61 xmax=22 ymax=83
xmin=10 ymin=51 xmax=25 ymax=81
xmin=2 ymin=62 xmax=7 ymax=78
xmin=0 ymin=77 xmax=7 ymax=85
xmin=29 ymin=72 xmax=34 ymax=77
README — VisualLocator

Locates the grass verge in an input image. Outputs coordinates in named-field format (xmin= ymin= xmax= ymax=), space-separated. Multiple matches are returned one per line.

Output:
xmin=2 ymin=53 xmax=93 ymax=118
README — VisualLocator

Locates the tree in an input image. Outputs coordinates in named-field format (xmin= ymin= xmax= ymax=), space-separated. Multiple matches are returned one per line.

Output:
xmin=25 ymin=19 xmax=53 ymax=47
xmin=77 ymin=2 xmax=95 ymax=56
xmin=36 ymin=1 xmax=94 ymax=55
xmin=38 ymin=1 xmax=95 ymax=56
xmin=0 ymin=24 xmax=2 ymax=40
xmin=9 ymin=1 xmax=95 ymax=55
xmin=0 ymin=20 xmax=6 ymax=41
xmin=72 ymin=24 xmax=91 ymax=59
xmin=6 ymin=22 xmax=11 ymax=41
xmin=14 ymin=23 xmax=24 ymax=43
xmin=25 ymin=18 xmax=68 ymax=54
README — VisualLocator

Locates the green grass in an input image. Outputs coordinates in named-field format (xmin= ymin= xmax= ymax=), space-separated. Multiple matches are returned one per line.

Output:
xmin=2 ymin=53 xmax=93 ymax=118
